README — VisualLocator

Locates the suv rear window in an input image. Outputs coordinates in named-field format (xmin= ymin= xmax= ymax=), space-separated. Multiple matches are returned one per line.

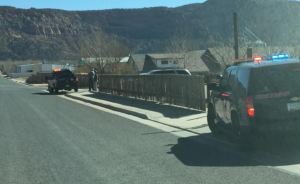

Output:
xmin=175 ymin=70 xmax=190 ymax=75
xmin=249 ymin=63 xmax=300 ymax=95
xmin=53 ymin=70 xmax=73 ymax=78
xmin=152 ymin=70 xmax=175 ymax=74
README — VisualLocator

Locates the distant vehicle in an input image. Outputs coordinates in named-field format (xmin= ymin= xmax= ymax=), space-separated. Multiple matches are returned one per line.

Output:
xmin=46 ymin=68 xmax=78 ymax=94
xmin=142 ymin=69 xmax=191 ymax=75
xmin=207 ymin=54 xmax=300 ymax=150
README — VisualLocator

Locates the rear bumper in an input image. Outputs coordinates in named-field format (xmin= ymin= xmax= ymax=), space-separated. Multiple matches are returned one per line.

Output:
xmin=256 ymin=118 xmax=300 ymax=136
xmin=243 ymin=117 xmax=300 ymax=138
xmin=55 ymin=83 xmax=78 ymax=90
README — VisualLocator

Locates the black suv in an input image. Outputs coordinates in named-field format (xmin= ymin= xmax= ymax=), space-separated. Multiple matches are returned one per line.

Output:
xmin=207 ymin=56 xmax=300 ymax=150
xmin=46 ymin=69 xmax=78 ymax=94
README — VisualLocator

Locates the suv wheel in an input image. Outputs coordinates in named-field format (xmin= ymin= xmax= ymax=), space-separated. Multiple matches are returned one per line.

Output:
xmin=207 ymin=105 xmax=223 ymax=135
xmin=74 ymin=87 xmax=78 ymax=92
xmin=232 ymin=113 xmax=254 ymax=152
xmin=55 ymin=88 xmax=59 ymax=94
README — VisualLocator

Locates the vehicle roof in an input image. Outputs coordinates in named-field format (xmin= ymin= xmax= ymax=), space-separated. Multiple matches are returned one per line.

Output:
xmin=148 ymin=69 xmax=189 ymax=72
xmin=52 ymin=68 xmax=72 ymax=72
xmin=237 ymin=59 xmax=300 ymax=69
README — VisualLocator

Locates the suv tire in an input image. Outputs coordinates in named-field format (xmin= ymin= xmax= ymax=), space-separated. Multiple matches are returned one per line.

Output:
xmin=207 ymin=105 xmax=223 ymax=135
xmin=232 ymin=112 xmax=254 ymax=152
xmin=55 ymin=88 xmax=59 ymax=94
xmin=74 ymin=87 xmax=78 ymax=92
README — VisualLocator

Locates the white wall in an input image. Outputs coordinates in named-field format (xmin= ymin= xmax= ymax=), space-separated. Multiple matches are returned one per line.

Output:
xmin=10 ymin=73 xmax=32 ymax=78
xmin=156 ymin=59 xmax=180 ymax=68
xmin=39 ymin=64 xmax=52 ymax=73
xmin=17 ymin=65 xmax=34 ymax=73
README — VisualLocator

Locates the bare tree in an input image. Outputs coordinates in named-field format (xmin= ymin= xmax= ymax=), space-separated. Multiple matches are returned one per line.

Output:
xmin=78 ymin=30 xmax=130 ymax=74
xmin=165 ymin=28 xmax=198 ymax=69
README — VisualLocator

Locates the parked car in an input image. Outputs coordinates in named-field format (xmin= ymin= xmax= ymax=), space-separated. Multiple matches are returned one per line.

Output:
xmin=46 ymin=68 xmax=78 ymax=94
xmin=207 ymin=54 xmax=300 ymax=150
xmin=142 ymin=69 xmax=191 ymax=75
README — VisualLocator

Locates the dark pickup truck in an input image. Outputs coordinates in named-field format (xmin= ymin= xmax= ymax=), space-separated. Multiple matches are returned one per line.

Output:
xmin=46 ymin=69 xmax=78 ymax=94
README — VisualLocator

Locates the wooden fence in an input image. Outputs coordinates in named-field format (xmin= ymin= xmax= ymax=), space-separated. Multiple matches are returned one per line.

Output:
xmin=98 ymin=75 xmax=206 ymax=111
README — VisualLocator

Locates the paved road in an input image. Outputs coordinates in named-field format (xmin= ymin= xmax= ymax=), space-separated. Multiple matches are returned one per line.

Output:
xmin=1 ymin=76 xmax=300 ymax=184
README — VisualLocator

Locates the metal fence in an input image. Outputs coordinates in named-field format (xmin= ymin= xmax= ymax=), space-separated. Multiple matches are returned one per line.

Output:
xmin=98 ymin=75 xmax=206 ymax=111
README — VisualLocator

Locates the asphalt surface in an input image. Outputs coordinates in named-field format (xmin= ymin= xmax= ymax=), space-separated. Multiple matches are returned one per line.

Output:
xmin=1 ymin=76 xmax=300 ymax=184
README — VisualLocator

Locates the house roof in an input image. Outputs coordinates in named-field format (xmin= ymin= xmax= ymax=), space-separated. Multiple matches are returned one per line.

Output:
xmin=207 ymin=48 xmax=235 ymax=66
xmin=130 ymin=54 xmax=146 ymax=72
xmin=184 ymin=50 xmax=210 ymax=73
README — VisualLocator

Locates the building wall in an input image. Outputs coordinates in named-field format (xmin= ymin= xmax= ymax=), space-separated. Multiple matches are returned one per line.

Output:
xmin=17 ymin=65 xmax=34 ymax=73
xmin=155 ymin=59 xmax=180 ymax=68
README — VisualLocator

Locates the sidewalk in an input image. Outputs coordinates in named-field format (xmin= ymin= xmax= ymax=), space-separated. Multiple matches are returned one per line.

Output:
xmin=9 ymin=77 xmax=48 ymax=87
xmin=66 ymin=90 xmax=210 ymax=135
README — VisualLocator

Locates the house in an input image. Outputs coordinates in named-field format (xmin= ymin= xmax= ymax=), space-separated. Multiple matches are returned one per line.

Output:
xmin=128 ymin=46 xmax=300 ymax=75
xmin=128 ymin=54 xmax=147 ymax=73
xmin=17 ymin=64 xmax=35 ymax=73
xmin=38 ymin=63 xmax=76 ymax=73
xmin=147 ymin=54 xmax=182 ymax=69
xmin=10 ymin=64 xmax=35 ymax=78
xmin=128 ymin=51 xmax=213 ymax=74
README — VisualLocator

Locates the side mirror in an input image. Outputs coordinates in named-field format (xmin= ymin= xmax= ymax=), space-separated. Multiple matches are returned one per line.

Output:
xmin=208 ymin=83 xmax=219 ymax=91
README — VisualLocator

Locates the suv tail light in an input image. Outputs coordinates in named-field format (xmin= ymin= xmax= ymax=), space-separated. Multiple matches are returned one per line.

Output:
xmin=246 ymin=96 xmax=255 ymax=117
xmin=76 ymin=78 xmax=79 ymax=82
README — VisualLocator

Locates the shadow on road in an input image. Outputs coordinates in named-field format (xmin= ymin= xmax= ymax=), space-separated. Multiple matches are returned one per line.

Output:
xmin=84 ymin=93 xmax=204 ymax=119
xmin=168 ymin=134 xmax=300 ymax=167
xmin=32 ymin=92 xmax=68 ymax=95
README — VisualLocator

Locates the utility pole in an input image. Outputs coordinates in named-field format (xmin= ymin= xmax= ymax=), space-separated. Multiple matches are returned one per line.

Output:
xmin=247 ymin=48 xmax=253 ymax=58
xmin=233 ymin=12 xmax=239 ymax=59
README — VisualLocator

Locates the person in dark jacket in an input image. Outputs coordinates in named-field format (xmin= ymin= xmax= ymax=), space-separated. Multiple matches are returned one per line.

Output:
xmin=93 ymin=70 xmax=98 ymax=91
xmin=88 ymin=69 xmax=95 ymax=92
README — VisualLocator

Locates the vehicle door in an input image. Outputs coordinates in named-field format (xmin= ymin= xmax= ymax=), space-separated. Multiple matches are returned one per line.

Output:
xmin=234 ymin=68 xmax=250 ymax=121
xmin=223 ymin=68 xmax=237 ymax=126
xmin=213 ymin=68 xmax=231 ymax=125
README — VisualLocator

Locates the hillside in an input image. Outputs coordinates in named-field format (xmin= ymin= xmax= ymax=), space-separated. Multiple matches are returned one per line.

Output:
xmin=0 ymin=0 xmax=300 ymax=60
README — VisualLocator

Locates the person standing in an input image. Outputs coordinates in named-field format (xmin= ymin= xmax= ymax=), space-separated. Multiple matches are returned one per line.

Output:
xmin=88 ymin=69 xmax=95 ymax=92
xmin=93 ymin=70 xmax=98 ymax=91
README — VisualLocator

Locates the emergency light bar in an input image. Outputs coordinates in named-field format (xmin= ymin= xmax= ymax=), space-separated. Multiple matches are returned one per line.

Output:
xmin=271 ymin=53 xmax=290 ymax=61
xmin=233 ymin=56 xmax=262 ymax=65
xmin=53 ymin=68 xmax=61 ymax=72
xmin=253 ymin=56 xmax=262 ymax=63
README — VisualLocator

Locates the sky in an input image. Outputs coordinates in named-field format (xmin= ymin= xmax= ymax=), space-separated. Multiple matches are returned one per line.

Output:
xmin=0 ymin=0 xmax=207 ymax=11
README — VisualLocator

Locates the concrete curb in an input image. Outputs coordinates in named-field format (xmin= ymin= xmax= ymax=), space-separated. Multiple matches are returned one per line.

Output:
xmin=64 ymin=93 xmax=211 ymax=137
xmin=65 ymin=93 xmax=149 ymax=120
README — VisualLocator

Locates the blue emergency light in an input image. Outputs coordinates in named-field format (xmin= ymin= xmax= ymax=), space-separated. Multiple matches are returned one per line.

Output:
xmin=271 ymin=53 xmax=290 ymax=61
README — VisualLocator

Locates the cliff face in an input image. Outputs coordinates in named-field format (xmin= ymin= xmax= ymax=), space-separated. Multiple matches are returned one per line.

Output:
xmin=0 ymin=0 xmax=299 ymax=60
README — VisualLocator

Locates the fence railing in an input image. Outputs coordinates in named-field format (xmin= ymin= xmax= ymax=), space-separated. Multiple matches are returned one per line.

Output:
xmin=99 ymin=75 xmax=206 ymax=111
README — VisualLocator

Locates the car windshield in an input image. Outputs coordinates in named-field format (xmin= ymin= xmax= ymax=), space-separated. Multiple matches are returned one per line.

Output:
xmin=2 ymin=0 xmax=300 ymax=183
